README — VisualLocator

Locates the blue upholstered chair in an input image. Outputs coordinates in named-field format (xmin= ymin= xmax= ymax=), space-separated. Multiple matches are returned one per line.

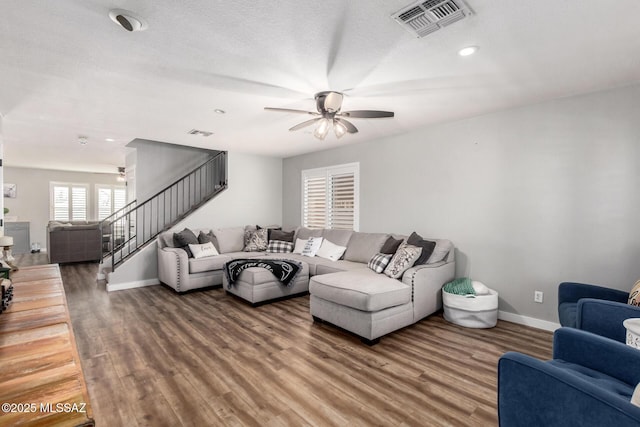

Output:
xmin=558 ymin=281 xmax=640 ymax=342
xmin=498 ymin=328 xmax=640 ymax=427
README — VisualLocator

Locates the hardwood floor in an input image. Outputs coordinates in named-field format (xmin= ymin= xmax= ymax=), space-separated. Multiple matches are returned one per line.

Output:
xmin=13 ymin=254 xmax=553 ymax=426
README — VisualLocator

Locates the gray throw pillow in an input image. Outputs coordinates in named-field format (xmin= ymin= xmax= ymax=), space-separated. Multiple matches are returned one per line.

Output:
xmin=343 ymin=232 xmax=388 ymax=264
xmin=380 ymin=236 xmax=403 ymax=255
xmin=173 ymin=228 xmax=199 ymax=257
xmin=407 ymin=232 xmax=436 ymax=265
xmin=269 ymin=229 xmax=295 ymax=243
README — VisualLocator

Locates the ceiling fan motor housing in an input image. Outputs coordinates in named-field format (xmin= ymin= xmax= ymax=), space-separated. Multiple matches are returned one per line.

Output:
xmin=315 ymin=91 xmax=344 ymax=114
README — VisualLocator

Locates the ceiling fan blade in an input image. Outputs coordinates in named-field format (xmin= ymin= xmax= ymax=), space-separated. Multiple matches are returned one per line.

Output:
xmin=289 ymin=118 xmax=322 ymax=131
xmin=335 ymin=118 xmax=358 ymax=134
xmin=339 ymin=110 xmax=394 ymax=118
xmin=264 ymin=107 xmax=318 ymax=115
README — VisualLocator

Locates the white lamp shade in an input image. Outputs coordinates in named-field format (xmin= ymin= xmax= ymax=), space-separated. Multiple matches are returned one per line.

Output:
xmin=0 ymin=236 xmax=14 ymax=246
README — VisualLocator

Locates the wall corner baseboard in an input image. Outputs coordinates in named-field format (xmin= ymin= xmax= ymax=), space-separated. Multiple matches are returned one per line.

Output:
xmin=107 ymin=278 xmax=159 ymax=292
xmin=498 ymin=310 xmax=560 ymax=332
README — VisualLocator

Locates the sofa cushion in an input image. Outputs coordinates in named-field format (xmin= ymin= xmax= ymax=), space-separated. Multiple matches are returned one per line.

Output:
xmin=188 ymin=254 xmax=232 ymax=274
xmin=315 ymin=260 xmax=368 ymax=275
xmin=213 ymin=227 xmax=245 ymax=253
xmin=310 ymin=270 xmax=411 ymax=311
xmin=427 ymin=239 xmax=454 ymax=264
xmin=321 ymin=229 xmax=354 ymax=247
xmin=384 ymin=242 xmax=422 ymax=279
xmin=407 ymin=232 xmax=436 ymax=265
xmin=296 ymin=227 xmax=323 ymax=241
xmin=343 ymin=232 xmax=388 ymax=263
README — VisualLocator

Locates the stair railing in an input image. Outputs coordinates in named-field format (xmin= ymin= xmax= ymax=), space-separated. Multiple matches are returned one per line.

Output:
xmin=102 ymin=151 xmax=227 ymax=271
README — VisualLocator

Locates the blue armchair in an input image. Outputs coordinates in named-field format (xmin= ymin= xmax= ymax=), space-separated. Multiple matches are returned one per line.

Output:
xmin=558 ymin=281 xmax=640 ymax=342
xmin=498 ymin=328 xmax=640 ymax=427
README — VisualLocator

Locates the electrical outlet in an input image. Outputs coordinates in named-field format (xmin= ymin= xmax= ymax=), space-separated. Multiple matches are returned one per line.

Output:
xmin=534 ymin=291 xmax=544 ymax=303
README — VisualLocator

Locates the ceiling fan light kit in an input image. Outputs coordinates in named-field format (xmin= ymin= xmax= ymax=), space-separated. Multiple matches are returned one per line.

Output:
xmin=265 ymin=91 xmax=394 ymax=141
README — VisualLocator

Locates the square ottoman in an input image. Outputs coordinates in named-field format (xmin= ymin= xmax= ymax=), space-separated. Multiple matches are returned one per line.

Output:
xmin=223 ymin=261 xmax=310 ymax=305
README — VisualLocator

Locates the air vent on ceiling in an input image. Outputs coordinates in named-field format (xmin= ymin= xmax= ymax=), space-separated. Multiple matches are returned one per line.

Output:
xmin=188 ymin=129 xmax=213 ymax=137
xmin=392 ymin=0 xmax=473 ymax=38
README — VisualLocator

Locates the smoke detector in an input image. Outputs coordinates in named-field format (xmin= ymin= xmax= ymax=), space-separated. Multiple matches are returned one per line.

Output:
xmin=109 ymin=9 xmax=148 ymax=32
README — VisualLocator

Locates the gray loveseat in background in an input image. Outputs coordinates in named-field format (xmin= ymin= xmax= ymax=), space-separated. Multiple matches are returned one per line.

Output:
xmin=157 ymin=225 xmax=455 ymax=343
xmin=47 ymin=221 xmax=102 ymax=264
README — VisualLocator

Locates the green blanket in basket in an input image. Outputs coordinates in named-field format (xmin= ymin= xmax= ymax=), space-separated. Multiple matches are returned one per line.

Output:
xmin=443 ymin=278 xmax=475 ymax=296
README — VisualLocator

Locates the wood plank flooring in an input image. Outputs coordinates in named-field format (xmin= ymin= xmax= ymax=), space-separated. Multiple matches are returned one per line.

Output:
xmin=13 ymin=255 xmax=553 ymax=426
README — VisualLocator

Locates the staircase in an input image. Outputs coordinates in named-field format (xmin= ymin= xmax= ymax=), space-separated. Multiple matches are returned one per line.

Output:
xmin=100 ymin=151 xmax=227 ymax=272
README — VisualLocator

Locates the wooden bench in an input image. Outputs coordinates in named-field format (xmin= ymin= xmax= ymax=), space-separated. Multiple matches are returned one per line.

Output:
xmin=0 ymin=264 xmax=94 ymax=426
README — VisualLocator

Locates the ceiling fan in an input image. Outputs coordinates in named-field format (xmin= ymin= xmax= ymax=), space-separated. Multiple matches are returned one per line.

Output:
xmin=265 ymin=91 xmax=394 ymax=140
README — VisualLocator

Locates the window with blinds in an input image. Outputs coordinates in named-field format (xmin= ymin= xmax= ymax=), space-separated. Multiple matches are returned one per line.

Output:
xmin=97 ymin=186 xmax=127 ymax=220
xmin=302 ymin=163 xmax=359 ymax=231
xmin=50 ymin=183 xmax=88 ymax=221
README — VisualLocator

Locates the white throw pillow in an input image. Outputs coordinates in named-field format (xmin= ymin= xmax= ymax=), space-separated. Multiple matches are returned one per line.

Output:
xmin=188 ymin=242 xmax=219 ymax=259
xmin=302 ymin=236 xmax=324 ymax=257
xmin=316 ymin=239 xmax=347 ymax=262
xmin=293 ymin=238 xmax=308 ymax=254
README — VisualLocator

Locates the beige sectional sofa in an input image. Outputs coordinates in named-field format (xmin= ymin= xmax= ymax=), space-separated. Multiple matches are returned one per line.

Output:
xmin=157 ymin=225 xmax=455 ymax=343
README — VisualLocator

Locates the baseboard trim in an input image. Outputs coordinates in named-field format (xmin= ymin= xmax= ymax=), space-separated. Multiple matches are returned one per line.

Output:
xmin=498 ymin=310 xmax=560 ymax=332
xmin=107 ymin=278 xmax=159 ymax=292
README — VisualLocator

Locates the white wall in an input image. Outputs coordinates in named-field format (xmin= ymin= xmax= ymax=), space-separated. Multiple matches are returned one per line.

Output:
xmin=127 ymin=139 xmax=217 ymax=202
xmin=108 ymin=151 xmax=283 ymax=289
xmin=3 ymin=167 xmax=121 ymax=249
xmin=283 ymin=84 xmax=640 ymax=324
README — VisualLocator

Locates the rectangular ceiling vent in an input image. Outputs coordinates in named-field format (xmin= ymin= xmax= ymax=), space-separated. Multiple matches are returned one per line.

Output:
xmin=188 ymin=129 xmax=213 ymax=137
xmin=392 ymin=0 xmax=473 ymax=38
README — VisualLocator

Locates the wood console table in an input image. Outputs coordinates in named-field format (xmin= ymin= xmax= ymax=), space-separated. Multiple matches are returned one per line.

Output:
xmin=0 ymin=265 xmax=94 ymax=426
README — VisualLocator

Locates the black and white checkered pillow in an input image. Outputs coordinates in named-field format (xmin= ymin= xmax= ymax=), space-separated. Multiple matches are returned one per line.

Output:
xmin=368 ymin=252 xmax=393 ymax=274
xmin=267 ymin=240 xmax=294 ymax=253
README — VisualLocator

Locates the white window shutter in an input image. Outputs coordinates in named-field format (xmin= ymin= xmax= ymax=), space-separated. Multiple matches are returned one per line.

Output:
xmin=53 ymin=186 xmax=70 ymax=221
xmin=71 ymin=186 xmax=87 ymax=220
xmin=302 ymin=163 xmax=359 ymax=231
xmin=303 ymin=174 xmax=327 ymax=229
xmin=97 ymin=188 xmax=112 ymax=220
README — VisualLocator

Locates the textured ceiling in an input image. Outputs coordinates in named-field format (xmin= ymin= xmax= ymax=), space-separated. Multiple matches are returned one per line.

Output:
xmin=1 ymin=0 xmax=639 ymax=173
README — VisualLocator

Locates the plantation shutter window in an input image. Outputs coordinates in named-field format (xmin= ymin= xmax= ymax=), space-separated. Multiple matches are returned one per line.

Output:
xmin=97 ymin=186 xmax=127 ymax=220
xmin=302 ymin=163 xmax=359 ymax=231
xmin=50 ymin=183 xmax=88 ymax=221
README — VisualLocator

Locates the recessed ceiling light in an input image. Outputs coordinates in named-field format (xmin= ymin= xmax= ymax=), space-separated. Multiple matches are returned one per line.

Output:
xmin=458 ymin=46 xmax=478 ymax=57
xmin=105 ymin=138 xmax=115 ymax=142
xmin=108 ymin=9 xmax=148 ymax=32
xmin=214 ymin=109 xmax=226 ymax=114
